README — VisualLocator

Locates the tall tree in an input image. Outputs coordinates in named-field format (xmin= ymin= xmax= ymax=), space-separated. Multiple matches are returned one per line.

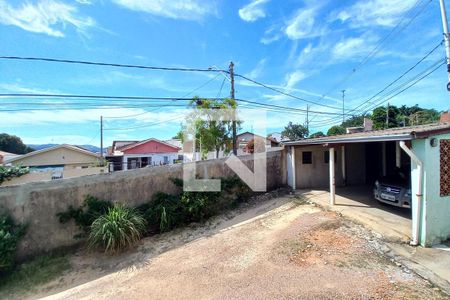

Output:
xmin=309 ymin=131 xmax=325 ymax=138
xmin=0 ymin=134 xmax=34 ymax=154
xmin=327 ymin=126 xmax=346 ymax=136
xmin=281 ymin=122 xmax=308 ymax=141
xmin=186 ymin=97 xmax=238 ymax=159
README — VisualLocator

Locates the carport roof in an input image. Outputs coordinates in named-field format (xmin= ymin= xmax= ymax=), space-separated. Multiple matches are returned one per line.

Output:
xmin=283 ymin=123 xmax=450 ymax=146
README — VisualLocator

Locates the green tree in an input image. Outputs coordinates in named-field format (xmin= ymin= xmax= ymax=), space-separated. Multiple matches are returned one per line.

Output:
xmin=281 ymin=122 xmax=309 ymax=140
xmin=371 ymin=106 xmax=400 ymax=129
xmin=309 ymin=131 xmax=325 ymax=138
xmin=342 ymin=115 xmax=365 ymax=128
xmin=0 ymin=134 xmax=34 ymax=154
xmin=186 ymin=97 xmax=238 ymax=159
xmin=327 ymin=125 xmax=346 ymax=136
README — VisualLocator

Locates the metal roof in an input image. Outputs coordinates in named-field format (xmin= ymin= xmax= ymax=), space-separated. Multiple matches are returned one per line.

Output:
xmin=283 ymin=123 xmax=450 ymax=146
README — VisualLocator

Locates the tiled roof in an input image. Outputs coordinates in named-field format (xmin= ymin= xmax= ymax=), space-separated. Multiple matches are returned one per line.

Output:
xmin=283 ymin=123 xmax=450 ymax=146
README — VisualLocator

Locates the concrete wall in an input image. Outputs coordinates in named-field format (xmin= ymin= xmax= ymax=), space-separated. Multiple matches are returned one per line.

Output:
xmin=413 ymin=134 xmax=450 ymax=246
xmin=1 ymin=167 xmax=108 ymax=187
xmin=0 ymin=150 xmax=285 ymax=260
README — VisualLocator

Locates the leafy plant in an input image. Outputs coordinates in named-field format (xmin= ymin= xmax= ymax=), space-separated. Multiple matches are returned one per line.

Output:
xmin=143 ymin=192 xmax=185 ymax=232
xmin=57 ymin=195 xmax=112 ymax=237
xmin=0 ymin=211 xmax=26 ymax=275
xmin=0 ymin=165 xmax=29 ymax=185
xmin=88 ymin=204 xmax=146 ymax=254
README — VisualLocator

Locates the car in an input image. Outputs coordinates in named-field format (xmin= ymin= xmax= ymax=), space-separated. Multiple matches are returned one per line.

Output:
xmin=373 ymin=168 xmax=411 ymax=208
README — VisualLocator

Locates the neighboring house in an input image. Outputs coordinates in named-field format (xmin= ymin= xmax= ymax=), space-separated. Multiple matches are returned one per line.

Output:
xmin=3 ymin=144 xmax=101 ymax=171
xmin=283 ymin=122 xmax=450 ymax=247
xmin=107 ymin=138 xmax=181 ymax=171
xmin=0 ymin=151 xmax=19 ymax=165
xmin=268 ymin=132 xmax=283 ymax=143
xmin=237 ymin=131 xmax=280 ymax=152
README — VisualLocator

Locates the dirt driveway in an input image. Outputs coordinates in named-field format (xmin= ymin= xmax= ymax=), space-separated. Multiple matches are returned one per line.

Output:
xmin=27 ymin=193 xmax=445 ymax=300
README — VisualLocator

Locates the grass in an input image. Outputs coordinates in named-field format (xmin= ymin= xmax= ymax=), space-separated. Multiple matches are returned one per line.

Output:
xmin=0 ymin=255 xmax=71 ymax=298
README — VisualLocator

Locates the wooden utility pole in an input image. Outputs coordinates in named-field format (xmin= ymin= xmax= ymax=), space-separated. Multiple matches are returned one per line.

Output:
xmin=439 ymin=0 xmax=450 ymax=91
xmin=229 ymin=61 xmax=237 ymax=155
xmin=341 ymin=90 xmax=346 ymax=123
xmin=100 ymin=116 xmax=104 ymax=161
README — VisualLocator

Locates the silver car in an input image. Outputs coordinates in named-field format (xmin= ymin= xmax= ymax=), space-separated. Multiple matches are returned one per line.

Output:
xmin=373 ymin=169 xmax=411 ymax=208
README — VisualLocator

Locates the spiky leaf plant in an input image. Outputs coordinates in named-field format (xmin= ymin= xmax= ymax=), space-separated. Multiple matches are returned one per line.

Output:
xmin=88 ymin=204 xmax=146 ymax=254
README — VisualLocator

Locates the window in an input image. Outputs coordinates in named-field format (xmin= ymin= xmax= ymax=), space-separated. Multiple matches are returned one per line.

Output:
xmin=163 ymin=156 xmax=169 ymax=164
xmin=324 ymin=150 xmax=338 ymax=164
xmin=302 ymin=151 xmax=312 ymax=164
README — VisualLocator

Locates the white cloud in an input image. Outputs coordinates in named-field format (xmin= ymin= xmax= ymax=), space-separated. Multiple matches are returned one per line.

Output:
xmin=285 ymin=70 xmax=307 ymax=89
xmin=246 ymin=58 xmax=267 ymax=78
xmin=111 ymin=0 xmax=217 ymax=21
xmin=238 ymin=0 xmax=270 ymax=22
xmin=0 ymin=0 xmax=95 ymax=37
xmin=285 ymin=7 xmax=321 ymax=40
xmin=333 ymin=0 xmax=418 ymax=27
xmin=260 ymin=25 xmax=282 ymax=44
xmin=332 ymin=36 xmax=377 ymax=60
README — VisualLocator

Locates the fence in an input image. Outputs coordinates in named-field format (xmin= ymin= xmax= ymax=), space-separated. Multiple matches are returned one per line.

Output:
xmin=0 ymin=150 xmax=285 ymax=260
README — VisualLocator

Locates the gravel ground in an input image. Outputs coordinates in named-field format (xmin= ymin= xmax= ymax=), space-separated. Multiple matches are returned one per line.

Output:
xmin=10 ymin=192 xmax=450 ymax=299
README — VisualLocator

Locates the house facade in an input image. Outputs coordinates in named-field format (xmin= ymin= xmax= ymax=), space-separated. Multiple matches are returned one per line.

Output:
xmin=283 ymin=123 xmax=450 ymax=247
xmin=3 ymin=144 xmax=100 ymax=171
xmin=107 ymin=138 xmax=181 ymax=171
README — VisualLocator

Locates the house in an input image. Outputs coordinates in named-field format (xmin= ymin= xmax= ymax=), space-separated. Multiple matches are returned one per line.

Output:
xmin=237 ymin=131 xmax=280 ymax=151
xmin=3 ymin=144 xmax=101 ymax=171
xmin=107 ymin=138 xmax=181 ymax=171
xmin=0 ymin=151 xmax=19 ymax=165
xmin=283 ymin=122 xmax=450 ymax=247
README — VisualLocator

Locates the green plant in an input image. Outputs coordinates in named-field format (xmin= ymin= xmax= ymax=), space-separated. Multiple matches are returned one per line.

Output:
xmin=57 ymin=195 xmax=112 ymax=238
xmin=143 ymin=192 xmax=185 ymax=232
xmin=0 ymin=211 xmax=26 ymax=274
xmin=0 ymin=165 xmax=29 ymax=185
xmin=0 ymin=255 xmax=70 ymax=297
xmin=88 ymin=204 xmax=146 ymax=254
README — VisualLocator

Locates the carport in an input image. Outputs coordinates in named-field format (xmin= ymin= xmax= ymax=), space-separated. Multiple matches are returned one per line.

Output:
xmin=284 ymin=123 xmax=450 ymax=247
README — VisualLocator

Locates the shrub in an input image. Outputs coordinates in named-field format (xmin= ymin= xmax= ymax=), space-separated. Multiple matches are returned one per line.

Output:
xmin=0 ymin=166 xmax=29 ymax=185
xmin=0 ymin=212 xmax=26 ymax=275
xmin=142 ymin=192 xmax=185 ymax=232
xmin=57 ymin=195 xmax=112 ymax=237
xmin=88 ymin=204 xmax=146 ymax=254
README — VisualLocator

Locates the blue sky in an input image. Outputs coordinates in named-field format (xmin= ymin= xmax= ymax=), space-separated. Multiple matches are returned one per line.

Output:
xmin=0 ymin=0 xmax=448 ymax=147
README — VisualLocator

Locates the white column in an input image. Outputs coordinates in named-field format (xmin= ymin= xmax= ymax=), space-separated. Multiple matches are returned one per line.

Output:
xmin=329 ymin=147 xmax=336 ymax=205
xmin=382 ymin=142 xmax=387 ymax=176
xmin=395 ymin=141 xmax=401 ymax=168
xmin=123 ymin=156 xmax=127 ymax=170
xmin=341 ymin=145 xmax=346 ymax=185
xmin=291 ymin=146 xmax=296 ymax=190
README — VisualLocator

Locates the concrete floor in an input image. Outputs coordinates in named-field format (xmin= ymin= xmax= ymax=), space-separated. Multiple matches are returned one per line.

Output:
xmin=296 ymin=185 xmax=412 ymax=243
xmin=297 ymin=186 xmax=450 ymax=294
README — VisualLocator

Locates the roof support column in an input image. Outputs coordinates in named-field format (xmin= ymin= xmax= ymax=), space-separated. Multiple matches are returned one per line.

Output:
xmin=291 ymin=146 xmax=296 ymax=190
xmin=396 ymin=141 xmax=401 ymax=168
xmin=329 ymin=147 xmax=336 ymax=205
xmin=341 ymin=145 xmax=346 ymax=185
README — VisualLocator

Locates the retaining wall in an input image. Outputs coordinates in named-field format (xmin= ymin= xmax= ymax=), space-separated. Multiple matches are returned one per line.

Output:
xmin=0 ymin=150 xmax=285 ymax=259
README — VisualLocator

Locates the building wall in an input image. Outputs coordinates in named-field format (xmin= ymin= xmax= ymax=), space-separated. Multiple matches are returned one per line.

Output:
xmin=123 ymin=140 xmax=179 ymax=155
xmin=345 ymin=143 xmax=366 ymax=185
xmin=8 ymin=147 xmax=99 ymax=168
xmin=413 ymin=133 xmax=450 ymax=246
xmin=0 ymin=150 xmax=285 ymax=260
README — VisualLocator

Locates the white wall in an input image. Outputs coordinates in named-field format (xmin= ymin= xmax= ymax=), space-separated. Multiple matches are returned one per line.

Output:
xmin=123 ymin=153 xmax=179 ymax=170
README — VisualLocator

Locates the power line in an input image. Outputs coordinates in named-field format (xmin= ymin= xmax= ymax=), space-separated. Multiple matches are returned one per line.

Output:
xmin=0 ymin=56 xmax=229 ymax=73
xmin=318 ymin=0 xmax=432 ymax=101
xmin=234 ymin=73 xmax=342 ymax=110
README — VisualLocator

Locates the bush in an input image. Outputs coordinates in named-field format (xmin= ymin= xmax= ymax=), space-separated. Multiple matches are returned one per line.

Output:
xmin=142 ymin=192 xmax=185 ymax=233
xmin=88 ymin=205 xmax=146 ymax=254
xmin=57 ymin=195 xmax=112 ymax=238
xmin=0 ymin=166 xmax=29 ymax=185
xmin=0 ymin=212 xmax=26 ymax=274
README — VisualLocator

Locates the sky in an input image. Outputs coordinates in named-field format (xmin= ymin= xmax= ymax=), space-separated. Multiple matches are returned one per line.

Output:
xmin=0 ymin=0 xmax=449 ymax=147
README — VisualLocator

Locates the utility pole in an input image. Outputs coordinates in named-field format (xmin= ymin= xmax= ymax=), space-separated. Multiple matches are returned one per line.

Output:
xmin=386 ymin=103 xmax=389 ymax=128
xmin=306 ymin=104 xmax=310 ymax=136
xmin=229 ymin=61 xmax=237 ymax=155
xmin=439 ymin=0 xmax=450 ymax=91
xmin=100 ymin=116 xmax=104 ymax=162
xmin=341 ymin=90 xmax=346 ymax=123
